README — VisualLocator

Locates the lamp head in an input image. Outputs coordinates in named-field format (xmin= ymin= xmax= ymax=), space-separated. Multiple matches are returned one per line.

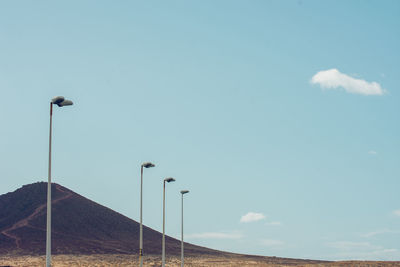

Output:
xmin=57 ymin=100 xmax=73 ymax=107
xmin=51 ymin=96 xmax=65 ymax=105
xmin=142 ymin=162 xmax=155 ymax=168
xmin=164 ymin=177 xmax=175 ymax=183
xmin=181 ymin=190 xmax=189 ymax=195
xmin=51 ymin=96 xmax=73 ymax=107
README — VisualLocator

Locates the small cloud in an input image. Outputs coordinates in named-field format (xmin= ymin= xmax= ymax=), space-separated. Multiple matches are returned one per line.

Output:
xmin=186 ymin=231 xmax=243 ymax=240
xmin=327 ymin=241 xmax=379 ymax=251
xmin=325 ymin=241 xmax=400 ymax=260
xmin=368 ymin=150 xmax=377 ymax=155
xmin=393 ymin=210 xmax=400 ymax=217
xmin=362 ymin=229 xmax=400 ymax=238
xmin=240 ymin=212 xmax=266 ymax=223
xmin=311 ymin=69 xmax=385 ymax=95
xmin=266 ymin=221 xmax=281 ymax=226
xmin=362 ymin=230 xmax=382 ymax=238
xmin=260 ymin=239 xmax=285 ymax=248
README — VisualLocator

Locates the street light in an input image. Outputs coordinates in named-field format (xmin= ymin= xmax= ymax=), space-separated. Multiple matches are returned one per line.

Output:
xmin=162 ymin=177 xmax=175 ymax=267
xmin=46 ymin=96 xmax=73 ymax=267
xmin=139 ymin=162 xmax=155 ymax=267
xmin=180 ymin=190 xmax=189 ymax=267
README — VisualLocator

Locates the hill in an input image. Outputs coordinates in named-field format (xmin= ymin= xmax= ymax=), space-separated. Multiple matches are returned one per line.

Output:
xmin=0 ymin=182 xmax=334 ymax=266
xmin=0 ymin=182 xmax=215 ymax=256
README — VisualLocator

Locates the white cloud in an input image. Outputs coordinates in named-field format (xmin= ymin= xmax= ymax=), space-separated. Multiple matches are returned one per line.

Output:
xmin=240 ymin=212 xmax=266 ymax=223
xmin=362 ymin=229 xmax=400 ymax=238
xmin=266 ymin=221 xmax=281 ymax=226
xmin=368 ymin=150 xmax=377 ymax=155
xmin=327 ymin=241 xmax=379 ymax=251
xmin=186 ymin=231 xmax=243 ymax=240
xmin=311 ymin=69 xmax=385 ymax=95
xmin=393 ymin=210 xmax=400 ymax=217
xmin=260 ymin=239 xmax=285 ymax=248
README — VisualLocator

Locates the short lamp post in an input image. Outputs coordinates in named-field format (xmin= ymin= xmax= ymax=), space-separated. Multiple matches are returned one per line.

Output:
xmin=180 ymin=190 xmax=189 ymax=267
xmin=46 ymin=96 xmax=73 ymax=267
xmin=139 ymin=162 xmax=155 ymax=267
xmin=162 ymin=177 xmax=175 ymax=267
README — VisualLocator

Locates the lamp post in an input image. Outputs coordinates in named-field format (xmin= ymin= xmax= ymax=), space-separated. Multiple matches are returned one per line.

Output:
xmin=139 ymin=162 xmax=155 ymax=267
xmin=162 ymin=177 xmax=175 ymax=267
xmin=46 ymin=96 xmax=73 ymax=267
xmin=180 ymin=190 xmax=189 ymax=267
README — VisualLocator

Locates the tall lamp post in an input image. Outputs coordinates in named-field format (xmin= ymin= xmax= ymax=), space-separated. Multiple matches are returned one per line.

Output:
xmin=46 ymin=96 xmax=73 ymax=267
xmin=139 ymin=162 xmax=155 ymax=267
xmin=180 ymin=190 xmax=189 ymax=267
xmin=162 ymin=177 xmax=175 ymax=267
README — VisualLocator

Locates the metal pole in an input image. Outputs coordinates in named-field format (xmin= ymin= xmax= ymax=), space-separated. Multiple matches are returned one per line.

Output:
xmin=46 ymin=103 xmax=52 ymax=267
xmin=162 ymin=180 xmax=166 ymax=267
xmin=139 ymin=165 xmax=144 ymax=267
xmin=181 ymin=193 xmax=184 ymax=267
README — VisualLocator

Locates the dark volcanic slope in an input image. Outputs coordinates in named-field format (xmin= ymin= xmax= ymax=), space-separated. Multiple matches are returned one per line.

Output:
xmin=0 ymin=182 xmax=216 ymax=256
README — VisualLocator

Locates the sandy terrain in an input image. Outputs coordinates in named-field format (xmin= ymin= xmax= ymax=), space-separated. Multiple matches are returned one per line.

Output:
xmin=0 ymin=254 xmax=400 ymax=267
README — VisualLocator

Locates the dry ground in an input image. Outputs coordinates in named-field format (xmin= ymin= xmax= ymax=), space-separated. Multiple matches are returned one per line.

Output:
xmin=0 ymin=254 xmax=399 ymax=267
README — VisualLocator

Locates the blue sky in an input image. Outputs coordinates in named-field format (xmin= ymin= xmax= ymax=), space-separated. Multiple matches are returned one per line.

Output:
xmin=0 ymin=0 xmax=399 ymax=261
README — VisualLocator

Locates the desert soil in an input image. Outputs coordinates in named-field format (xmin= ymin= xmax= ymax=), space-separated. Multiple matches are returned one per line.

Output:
xmin=0 ymin=254 xmax=400 ymax=267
